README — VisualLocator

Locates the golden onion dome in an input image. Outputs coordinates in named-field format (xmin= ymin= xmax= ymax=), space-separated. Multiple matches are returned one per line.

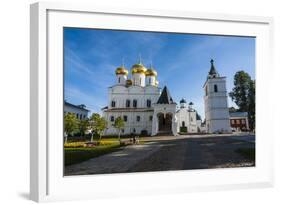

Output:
xmin=126 ymin=79 xmax=132 ymax=86
xmin=115 ymin=66 xmax=128 ymax=75
xmin=131 ymin=63 xmax=147 ymax=75
xmin=145 ymin=68 xmax=157 ymax=77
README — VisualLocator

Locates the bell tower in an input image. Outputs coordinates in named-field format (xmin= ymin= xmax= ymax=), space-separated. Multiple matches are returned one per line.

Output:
xmin=203 ymin=59 xmax=231 ymax=133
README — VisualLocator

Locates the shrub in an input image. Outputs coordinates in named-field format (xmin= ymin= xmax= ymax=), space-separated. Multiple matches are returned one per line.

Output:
xmin=64 ymin=142 xmax=85 ymax=148
xmin=97 ymin=140 xmax=117 ymax=146
xmin=180 ymin=126 xmax=187 ymax=133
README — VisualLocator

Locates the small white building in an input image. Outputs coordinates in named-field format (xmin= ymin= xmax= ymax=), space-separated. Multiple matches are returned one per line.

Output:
xmin=176 ymin=100 xmax=201 ymax=133
xmin=203 ymin=59 xmax=231 ymax=133
xmin=64 ymin=101 xmax=89 ymax=120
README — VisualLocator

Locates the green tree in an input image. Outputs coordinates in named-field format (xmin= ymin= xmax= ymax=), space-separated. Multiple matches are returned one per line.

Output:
xmin=113 ymin=116 xmax=125 ymax=143
xmin=229 ymin=71 xmax=252 ymax=111
xmin=229 ymin=71 xmax=255 ymax=130
xmin=64 ymin=113 xmax=79 ymax=143
xmin=248 ymin=80 xmax=255 ymax=130
xmin=78 ymin=119 xmax=89 ymax=137
xmin=89 ymin=113 xmax=107 ymax=142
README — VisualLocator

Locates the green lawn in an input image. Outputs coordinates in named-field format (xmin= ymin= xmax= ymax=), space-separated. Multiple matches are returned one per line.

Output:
xmin=235 ymin=148 xmax=255 ymax=161
xmin=64 ymin=136 xmax=147 ymax=166
xmin=64 ymin=143 xmax=123 ymax=166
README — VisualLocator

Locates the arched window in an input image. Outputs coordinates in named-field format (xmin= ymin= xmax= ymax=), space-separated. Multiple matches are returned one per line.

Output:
xmin=214 ymin=84 xmax=218 ymax=92
xmin=136 ymin=116 xmax=141 ymax=122
xmin=205 ymin=86 xmax=208 ymax=96
xmin=110 ymin=116 xmax=114 ymax=122
xmin=126 ymin=100 xmax=130 ymax=108
xmin=133 ymin=100 xmax=137 ymax=108
xmin=149 ymin=78 xmax=151 ymax=84
xmin=182 ymin=121 xmax=185 ymax=127
xmin=140 ymin=78 xmax=142 ymax=85
xmin=111 ymin=101 xmax=116 ymax=107
xmin=147 ymin=99 xmax=151 ymax=108
xmin=123 ymin=115 xmax=127 ymax=122
xmin=118 ymin=77 xmax=120 ymax=83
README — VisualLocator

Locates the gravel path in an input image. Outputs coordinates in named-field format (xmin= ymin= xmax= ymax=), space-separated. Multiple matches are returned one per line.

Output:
xmin=65 ymin=134 xmax=255 ymax=176
xmin=129 ymin=135 xmax=255 ymax=172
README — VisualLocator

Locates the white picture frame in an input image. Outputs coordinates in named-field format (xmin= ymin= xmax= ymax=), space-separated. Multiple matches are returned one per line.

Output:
xmin=30 ymin=2 xmax=274 ymax=202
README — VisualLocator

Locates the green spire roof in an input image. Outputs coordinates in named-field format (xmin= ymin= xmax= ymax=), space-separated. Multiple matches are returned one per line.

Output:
xmin=208 ymin=59 xmax=218 ymax=76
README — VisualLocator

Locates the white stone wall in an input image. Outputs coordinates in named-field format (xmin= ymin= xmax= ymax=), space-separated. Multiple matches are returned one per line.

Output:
xmin=103 ymin=84 xmax=161 ymax=136
xmin=132 ymin=73 xmax=146 ymax=86
xmin=103 ymin=111 xmax=154 ymax=135
xmin=145 ymin=76 xmax=156 ymax=86
xmin=116 ymin=74 xmax=127 ymax=85
xmin=196 ymin=120 xmax=202 ymax=132
xmin=108 ymin=85 xmax=160 ymax=109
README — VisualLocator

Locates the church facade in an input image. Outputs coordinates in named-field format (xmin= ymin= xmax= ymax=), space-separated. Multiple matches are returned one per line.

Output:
xmin=102 ymin=59 xmax=229 ymax=136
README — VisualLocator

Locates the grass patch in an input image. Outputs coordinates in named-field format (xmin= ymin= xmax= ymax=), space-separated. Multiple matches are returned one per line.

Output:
xmin=64 ymin=143 xmax=123 ymax=166
xmin=64 ymin=137 xmax=147 ymax=166
xmin=235 ymin=148 xmax=255 ymax=161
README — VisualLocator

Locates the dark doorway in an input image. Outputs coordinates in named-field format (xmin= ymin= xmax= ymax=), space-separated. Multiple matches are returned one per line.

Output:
xmin=158 ymin=113 xmax=172 ymax=133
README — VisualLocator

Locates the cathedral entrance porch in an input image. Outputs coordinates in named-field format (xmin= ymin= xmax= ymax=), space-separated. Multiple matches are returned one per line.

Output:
xmin=157 ymin=113 xmax=173 ymax=134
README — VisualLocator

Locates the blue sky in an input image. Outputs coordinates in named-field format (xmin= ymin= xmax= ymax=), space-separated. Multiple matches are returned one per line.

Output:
xmin=64 ymin=27 xmax=255 ymax=119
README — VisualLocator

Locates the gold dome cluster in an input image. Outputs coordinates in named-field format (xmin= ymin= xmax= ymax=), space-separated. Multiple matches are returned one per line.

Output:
xmin=115 ymin=66 xmax=128 ymax=75
xmin=131 ymin=63 xmax=147 ymax=75
xmin=130 ymin=63 xmax=157 ymax=77
xmin=115 ymin=55 xmax=158 ymax=77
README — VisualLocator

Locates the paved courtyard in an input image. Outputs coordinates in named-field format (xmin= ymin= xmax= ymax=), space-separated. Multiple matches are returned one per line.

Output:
xmin=64 ymin=134 xmax=255 ymax=176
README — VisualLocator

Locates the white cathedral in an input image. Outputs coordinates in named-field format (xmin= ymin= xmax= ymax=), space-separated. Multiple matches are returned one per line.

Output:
xmin=102 ymin=59 xmax=231 ymax=136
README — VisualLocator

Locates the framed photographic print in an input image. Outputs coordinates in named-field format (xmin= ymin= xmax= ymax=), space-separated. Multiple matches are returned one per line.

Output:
xmin=30 ymin=2 xmax=274 ymax=202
